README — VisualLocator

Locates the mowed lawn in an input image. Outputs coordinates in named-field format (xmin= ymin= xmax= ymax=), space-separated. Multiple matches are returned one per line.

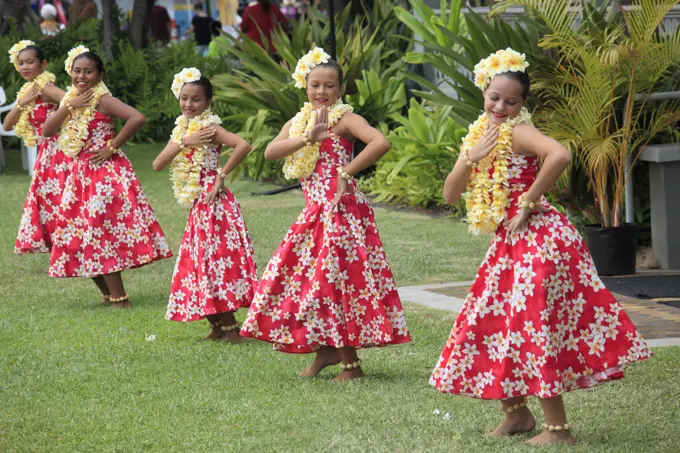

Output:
xmin=0 ymin=145 xmax=678 ymax=453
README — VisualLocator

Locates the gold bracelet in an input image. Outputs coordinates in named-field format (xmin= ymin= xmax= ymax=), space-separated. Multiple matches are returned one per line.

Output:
xmin=518 ymin=194 xmax=537 ymax=209
xmin=337 ymin=167 xmax=352 ymax=181
xmin=107 ymin=140 xmax=121 ymax=155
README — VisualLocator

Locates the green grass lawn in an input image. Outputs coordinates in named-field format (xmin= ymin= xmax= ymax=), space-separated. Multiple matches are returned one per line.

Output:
xmin=1 ymin=145 xmax=678 ymax=452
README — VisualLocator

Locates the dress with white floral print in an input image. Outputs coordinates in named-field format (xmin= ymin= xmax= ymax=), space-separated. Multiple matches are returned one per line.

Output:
xmin=165 ymin=142 xmax=258 ymax=322
xmin=240 ymin=134 xmax=411 ymax=353
xmin=49 ymin=111 xmax=172 ymax=277
xmin=430 ymin=153 xmax=652 ymax=399
xmin=15 ymin=98 xmax=71 ymax=254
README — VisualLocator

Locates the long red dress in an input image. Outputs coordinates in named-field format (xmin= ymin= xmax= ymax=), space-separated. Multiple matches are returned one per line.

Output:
xmin=165 ymin=143 xmax=258 ymax=322
xmin=49 ymin=112 xmax=172 ymax=278
xmin=14 ymin=98 xmax=71 ymax=254
xmin=430 ymin=153 xmax=652 ymax=399
xmin=240 ymin=135 xmax=411 ymax=353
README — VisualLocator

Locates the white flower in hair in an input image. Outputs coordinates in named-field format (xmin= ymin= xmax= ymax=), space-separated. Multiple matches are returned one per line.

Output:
xmin=473 ymin=48 xmax=529 ymax=91
xmin=65 ymin=45 xmax=89 ymax=76
xmin=8 ymin=40 xmax=35 ymax=70
xmin=171 ymin=67 xmax=202 ymax=99
xmin=292 ymin=47 xmax=331 ymax=89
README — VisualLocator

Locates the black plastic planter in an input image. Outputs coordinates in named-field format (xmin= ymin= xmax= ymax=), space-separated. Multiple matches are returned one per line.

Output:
xmin=584 ymin=224 xmax=639 ymax=276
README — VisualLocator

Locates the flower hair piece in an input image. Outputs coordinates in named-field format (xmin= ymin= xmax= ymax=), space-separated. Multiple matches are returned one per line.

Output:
xmin=292 ymin=47 xmax=330 ymax=89
xmin=473 ymin=48 xmax=529 ymax=91
xmin=171 ymin=67 xmax=201 ymax=99
xmin=65 ymin=45 xmax=89 ymax=76
xmin=8 ymin=40 xmax=35 ymax=71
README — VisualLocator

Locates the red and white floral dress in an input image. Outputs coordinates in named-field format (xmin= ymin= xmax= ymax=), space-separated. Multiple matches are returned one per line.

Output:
xmin=240 ymin=135 xmax=411 ymax=353
xmin=14 ymin=98 xmax=71 ymax=254
xmin=430 ymin=153 xmax=652 ymax=399
xmin=165 ymin=143 xmax=258 ymax=322
xmin=49 ymin=111 xmax=172 ymax=278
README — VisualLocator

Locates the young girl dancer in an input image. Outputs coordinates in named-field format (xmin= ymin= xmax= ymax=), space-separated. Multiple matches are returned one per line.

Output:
xmin=240 ymin=48 xmax=411 ymax=380
xmin=5 ymin=41 xmax=67 ymax=254
xmin=43 ymin=46 xmax=172 ymax=308
xmin=153 ymin=68 xmax=258 ymax=341
xmin=430 ymin=49 xmax=652 ymax=445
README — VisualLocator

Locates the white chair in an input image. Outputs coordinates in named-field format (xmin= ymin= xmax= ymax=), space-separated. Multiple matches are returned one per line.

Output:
xmin=0 ymin=86 xmax=31 ymax=174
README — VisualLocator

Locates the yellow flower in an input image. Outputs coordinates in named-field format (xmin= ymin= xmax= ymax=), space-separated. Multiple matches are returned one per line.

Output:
xmin=283 ymin=100 xmax=353 ymax=179
xmin=171 ymin=67 xmax=202 ymax=99
xmin=58 ymin=81 xmax=111 ymax=158
xmin=473 ymin=48 xmax=530 ymax=91
xmin=65 ymin=45 xmax=89 ymax=76
xmin=291 ymin=48 xmax=332 ymax=89
xmin=8 ymin=40 xmax=35 ymax=70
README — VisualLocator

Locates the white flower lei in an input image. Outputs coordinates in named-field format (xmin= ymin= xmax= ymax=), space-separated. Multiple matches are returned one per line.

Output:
xmin=8 ymin=40 xmax=35 ymax=70
xmin=58 ymin=81 xmax=111 ymax=158
xmin=283 ymin=100 xmax=353 ymax=180
xmin=14 ymin=71 xmax=56 ymax=147
xmin=170 ymin=109 xmax=222 ymax=207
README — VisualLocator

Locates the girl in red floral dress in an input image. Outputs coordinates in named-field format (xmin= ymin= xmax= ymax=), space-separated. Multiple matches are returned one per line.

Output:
xmin=5 ymin=41 xmax=68 ymax=254
xmin=431 ymin=49 xmax=652 ymax=446
xmin=43 ymin=46 xmax=172 ymax=309
xmin=240 ymin=48 xmax=411 ymax=381
xmin=153 ymin=69 xmax=258 ymax=342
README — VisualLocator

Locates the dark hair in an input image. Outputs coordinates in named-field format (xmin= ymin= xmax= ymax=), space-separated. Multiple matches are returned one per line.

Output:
xmin=194 ymin=2 xmax=204 ymax=11
xmin=73 ymin=51 xmax=105 ymax=74
xmin=495 ymin=71 xmax=531 ymax=99
xmin=258 ymin=0 xmax=271 ymax=14
xmin=307 ymin=59 xmax=344 ymax=85
xmin=211 ymin=20 xmax=222 ymax=37
xmin=185 ymin=76 xmax=213 ymax=100
xmin=19 ymin=45 xmax=45 ymax=62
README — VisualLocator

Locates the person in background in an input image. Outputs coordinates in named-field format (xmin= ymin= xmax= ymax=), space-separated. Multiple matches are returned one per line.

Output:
xmin=281 ymin=0 xmax=297 ymax=20
xmin=190 ymin=2 xmax=213 ymax=56
xmin=151 ymin=4 xmax=171 ymax=47
xmin=69 ymin=0 xmax=97 ymax=25
xmin=39 ymin=4 xmax=65 ymax=36
xmin=207 ymin=20 xmax=230 ymax=58
xmin=240 ymin=0 xmax=288 ymax=54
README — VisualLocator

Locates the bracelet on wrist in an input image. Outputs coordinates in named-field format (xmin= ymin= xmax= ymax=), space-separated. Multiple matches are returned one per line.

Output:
xmin=459 ymin=150 xmax=477 ymax=169
xmin=518 ymin=194 xmax=538 ymax=209
xmin=217 ymin=169 xmax=228 ymax=179
xmin=337 ymin=167 xmax=353 ymax=181
xmin=64 ymin=99 xmax=75 ymax=114
xmin=107 ymin=140 xmax=121 ymax=155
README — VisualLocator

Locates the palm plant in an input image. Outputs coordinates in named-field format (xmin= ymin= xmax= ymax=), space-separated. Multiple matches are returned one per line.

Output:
xmin=493 ymin=0 xmax=680 ymax=228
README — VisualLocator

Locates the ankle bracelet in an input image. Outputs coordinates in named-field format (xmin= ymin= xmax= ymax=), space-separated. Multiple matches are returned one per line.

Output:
xmin=220 ymin=323 xmax=240 ymax=332
xmin=502 ymin=400 xmax=526 ymax=413
xmin=541 ymin=423 xmax=571 ymax=432
xmin=339 ymin=359 xmax=362 ymax=370
xmin=110 ymin=295 xmax=129 ymax=303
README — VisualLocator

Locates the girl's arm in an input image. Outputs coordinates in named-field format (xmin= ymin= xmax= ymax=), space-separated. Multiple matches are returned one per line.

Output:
xmin=213 ymin=126 xmax=252 ymax=176
xmin=337 ymin=113 xmax=390 ymax=175
xmin=43 ymin=88 xmax=95 ymax=137
xmin=42 ymin=84 xmax=66 ymax=105
xmin=97 ymin=95 xmax=146 ymax=149
xmin=152 ymin=139 xmax=182 ymax=171
xmin=3 ymin=85 xmax=41 ymax=131
xmin=153 ymin=127 xmax=218 ymax=171
xmin=263 ymin=120 xmax=307 ymax=160
xmin=513 ymin=124 xmax=571 ymax=202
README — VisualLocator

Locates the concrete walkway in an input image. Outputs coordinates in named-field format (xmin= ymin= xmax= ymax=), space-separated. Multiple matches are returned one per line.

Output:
xmin=398 ymin=281 xmax=680 ymax=348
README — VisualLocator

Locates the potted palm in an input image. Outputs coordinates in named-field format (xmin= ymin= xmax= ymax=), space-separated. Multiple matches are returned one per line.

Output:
xmin=493 ymin=0 xmax=680 ymax=275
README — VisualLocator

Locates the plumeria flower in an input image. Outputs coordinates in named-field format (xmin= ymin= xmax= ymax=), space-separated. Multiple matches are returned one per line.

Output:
xmin=433 ymin=409 xmax=441 ymax=415
xmin=145 ymin=334 xmax=156 ymax=342
xmin=443 ymin=412 xmax=451 ymax=421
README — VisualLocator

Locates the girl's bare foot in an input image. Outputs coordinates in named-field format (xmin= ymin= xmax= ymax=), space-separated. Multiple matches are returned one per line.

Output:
xmin=332 ymin=367 xmax=364 ymax=382
xmin=487 ymin=400 xmax=536 ymax=437
xmin=299 ymin=348 xmax=341 ymax=377
xmin=100 ymin=295 xmax=111 ymax=305
xmin=219 ymin=328 xmax=244 ymax=344
xmin=205 ymin=324 xmax=224 ymax=340
xmin=527 ymin=427 xmax=575 ymax=446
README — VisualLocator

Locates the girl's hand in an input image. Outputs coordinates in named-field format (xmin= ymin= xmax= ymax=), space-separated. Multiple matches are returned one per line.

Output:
xmin=183 ymin=127 xmax=216 ymax=147
xmin=19 ymin=85 xmax=41 ymax=107
xmin=87 ymin=145 xmax=115 ymax=166
xmin=468 ymin=125 xmax=499 ymax=163
xmin=308 ymin=106 xmax=335 ymax=144
xmin=205 ymin=175 xmax=224 ymax=204
xmin=507 ymin=205 xmax=551 ymax=234
xmin=69 ymin=89 xmax=95 ymax=108
xmin=331 ymin=175 xmax=354 ymax=210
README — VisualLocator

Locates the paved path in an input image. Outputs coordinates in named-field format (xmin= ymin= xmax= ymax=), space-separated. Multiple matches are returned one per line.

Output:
xmin=398 ymin=281 xmax=680 ymax=348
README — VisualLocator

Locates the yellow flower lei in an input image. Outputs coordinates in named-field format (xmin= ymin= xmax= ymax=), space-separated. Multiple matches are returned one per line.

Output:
xmin=283 ymin=100 xmax=353 ymax=180
xmin=57 ymin=82 xmax=111 ymax=158
xmin=14 ymin=71 xmax=56 ymax=147
xmin=170 ymin=109 xmax=222 ymax=207
xmin=461 ymin=107 xmax=532 ymax=235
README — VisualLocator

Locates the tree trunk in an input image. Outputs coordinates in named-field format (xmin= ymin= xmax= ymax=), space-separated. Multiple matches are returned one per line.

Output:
xmin=0 ymin=0 xmax=39 ymax=36
xmin=129 ymin=0 xmax=156 ymax=50
xmin=101 ymin=0 xmax=114 ymax=60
